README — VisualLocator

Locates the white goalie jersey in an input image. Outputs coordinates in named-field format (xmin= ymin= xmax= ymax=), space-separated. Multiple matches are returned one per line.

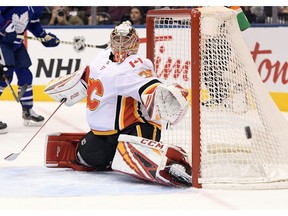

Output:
xmin=86 ymin=49 xmax=189 ymax=133
xmin=85 ymin=48 xmax=162 ymax=134
xmin=45 ymin=48 xmax=189 ymax=133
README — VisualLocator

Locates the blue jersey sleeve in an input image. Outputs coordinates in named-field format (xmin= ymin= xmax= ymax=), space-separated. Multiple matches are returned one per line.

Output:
xmin=27 ymin=6 xmax=46 ymax=37
xmin=0 ymin=7 xmax=10 ymax=30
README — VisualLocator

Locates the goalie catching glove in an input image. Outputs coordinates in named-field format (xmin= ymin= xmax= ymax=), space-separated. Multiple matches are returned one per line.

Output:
xmin=44 ymin=67 xmax=87 ymax=106
xmin=141 ymin=83 xmax=189 ymax=125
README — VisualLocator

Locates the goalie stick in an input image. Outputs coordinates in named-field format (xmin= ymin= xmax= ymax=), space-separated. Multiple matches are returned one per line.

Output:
xmin=4 ymin=99 xmax=66 ymax=161
xmin=17 ymin=35 xmax=109 ymax=51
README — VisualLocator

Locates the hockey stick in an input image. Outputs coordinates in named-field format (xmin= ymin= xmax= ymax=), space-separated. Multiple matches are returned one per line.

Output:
xmin=2 ymin=72 xmax=19 ymax=102
xmin=1 ymin=68 xmax=28 ymax=102
xmin=18 ymin=35 xmax=173 ymax=51
xmin=0 ymin=50 xmax=18 ymax=101
xmin=4 ymin=98 xmax=67 ymax=161
xmin=17 ymin=35 xmax=109 ymax=51
xmin=2 ymin=73 xmax=27 ymax=102
xmin=1 ymin=49 xmax=28 ymax=102
xmin=17 ymin=84 xmax=28 ymax=102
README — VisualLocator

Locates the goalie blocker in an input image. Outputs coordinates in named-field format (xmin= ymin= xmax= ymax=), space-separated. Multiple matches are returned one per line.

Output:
xmin=44 ymin=133 xmax=192 ymax=187
xmin=44 ymin=67 xmax=88 ymax=106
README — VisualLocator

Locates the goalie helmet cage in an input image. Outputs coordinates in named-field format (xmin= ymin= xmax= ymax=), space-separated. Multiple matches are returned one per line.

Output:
xmin=146 ymin=6 xmax=288 ymax=189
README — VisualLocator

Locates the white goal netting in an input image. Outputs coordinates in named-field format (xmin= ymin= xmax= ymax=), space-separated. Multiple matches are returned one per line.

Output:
xmin=147 ymin=6 xmax=288 ymax=188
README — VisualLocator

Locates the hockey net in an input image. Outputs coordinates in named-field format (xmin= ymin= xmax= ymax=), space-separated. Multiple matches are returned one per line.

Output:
xmin=146 ymin=6 xmax=288 ymax=189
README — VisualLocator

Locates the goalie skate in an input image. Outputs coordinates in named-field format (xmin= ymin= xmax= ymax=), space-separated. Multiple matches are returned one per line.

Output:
xmin=169 ymin=163 xmax=192 ymax=186
xmin=22 ymin=108 xmax=44 ymax=126
xmin=0 ymin=121 xmax=8 ymax=134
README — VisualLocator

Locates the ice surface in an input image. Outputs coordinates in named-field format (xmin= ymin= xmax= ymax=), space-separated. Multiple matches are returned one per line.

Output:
xmin=1 ymin=101 xmax=288 ymax=214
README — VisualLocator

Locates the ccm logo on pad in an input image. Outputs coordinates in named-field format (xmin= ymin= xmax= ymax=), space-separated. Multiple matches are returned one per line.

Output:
xmin=140 ymin=138 xmax=164 ymax=150
xmin=70 ymin=92 xmax=80 ymax=100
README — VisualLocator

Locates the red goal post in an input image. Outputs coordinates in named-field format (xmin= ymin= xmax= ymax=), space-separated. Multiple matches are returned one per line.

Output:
xmin=146 ymin=9 xmax=201 ymax=188
xmin=146 ymin=7 xmax=288 ymax=189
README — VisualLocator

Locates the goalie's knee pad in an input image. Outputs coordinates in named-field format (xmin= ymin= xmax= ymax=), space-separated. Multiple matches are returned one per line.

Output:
xmin=45 ymin=132 xmax=95 ymax=171
xmin=112 ymin=134 xmax=192 ymax=187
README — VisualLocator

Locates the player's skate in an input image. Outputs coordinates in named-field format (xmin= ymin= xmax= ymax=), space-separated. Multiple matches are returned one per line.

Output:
xmin=169 ymin=163 xmax=192 ymax=186
xmin=0 ymin=121 xmax=8 ymax=134
xmin=22 ymin=108 xmax=44 ymax=126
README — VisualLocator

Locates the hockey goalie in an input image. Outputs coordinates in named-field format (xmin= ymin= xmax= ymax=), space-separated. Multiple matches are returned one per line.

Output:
xmin=44 ymin=21 xmax=191 ymax=187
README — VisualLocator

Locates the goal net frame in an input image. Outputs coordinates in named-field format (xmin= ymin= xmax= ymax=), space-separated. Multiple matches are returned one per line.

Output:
xmin=146 ymin=7 xmax=288 ymax=189
xmin=147 ymin=9 xmax=201 ymax=188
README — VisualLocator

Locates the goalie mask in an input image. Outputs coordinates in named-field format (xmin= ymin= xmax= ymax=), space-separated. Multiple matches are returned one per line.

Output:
xmin=110 ymin=21 xmax=140 ymax=63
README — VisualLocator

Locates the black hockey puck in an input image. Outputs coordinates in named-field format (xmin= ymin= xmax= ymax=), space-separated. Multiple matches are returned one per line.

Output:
xmin=245 ymin=126 xmax=252 ymax=139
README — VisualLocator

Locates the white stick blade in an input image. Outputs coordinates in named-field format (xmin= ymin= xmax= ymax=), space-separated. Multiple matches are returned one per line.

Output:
xmin=4 ymin=153 xmax=20 ymax=161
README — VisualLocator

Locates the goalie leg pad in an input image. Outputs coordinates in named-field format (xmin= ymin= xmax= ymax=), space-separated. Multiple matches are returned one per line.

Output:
xmin=45 ymin=132 xmax=95 ymax=171
xmin=158 ymin=147 xmax=192 ymax=187
xmin=112 ymin=134 xmax=192 ymax=187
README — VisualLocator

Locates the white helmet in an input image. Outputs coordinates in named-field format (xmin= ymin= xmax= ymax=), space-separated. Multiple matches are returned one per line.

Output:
xmin=110 ymin=21 xmax=140 ymax=63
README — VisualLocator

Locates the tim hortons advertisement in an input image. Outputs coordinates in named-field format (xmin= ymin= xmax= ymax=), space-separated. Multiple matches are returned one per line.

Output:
xmin=2 ymin=26 xmax=288 ymax=110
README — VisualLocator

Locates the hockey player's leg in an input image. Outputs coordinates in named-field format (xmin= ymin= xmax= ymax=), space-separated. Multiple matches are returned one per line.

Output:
xmin=14 ymin=46 xmax=45 ymax=126
xmin=22 ymin=105 xmax=45 ymax=126
xmin=20 ymin=82 xmax=45 ymax=126
xmin=113 ymin=135 xmax=192 ymax=187
xmin=45 ymin=132 xmax=95 ymax=171
xmin=15 ymin=68 xmax=45 ymax=126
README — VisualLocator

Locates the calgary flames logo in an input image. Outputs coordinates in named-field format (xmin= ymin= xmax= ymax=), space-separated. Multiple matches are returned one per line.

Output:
xmin=87 ymin=78 xmax=104 ymax=111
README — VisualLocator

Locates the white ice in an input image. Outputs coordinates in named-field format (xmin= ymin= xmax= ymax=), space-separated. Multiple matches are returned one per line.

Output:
xmin=0 ymin=101 xmax=288 ymax=215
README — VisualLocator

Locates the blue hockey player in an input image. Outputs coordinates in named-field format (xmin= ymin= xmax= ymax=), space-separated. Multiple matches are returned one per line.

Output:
xmin=0 ymin=6 xmax=60 ymax=133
